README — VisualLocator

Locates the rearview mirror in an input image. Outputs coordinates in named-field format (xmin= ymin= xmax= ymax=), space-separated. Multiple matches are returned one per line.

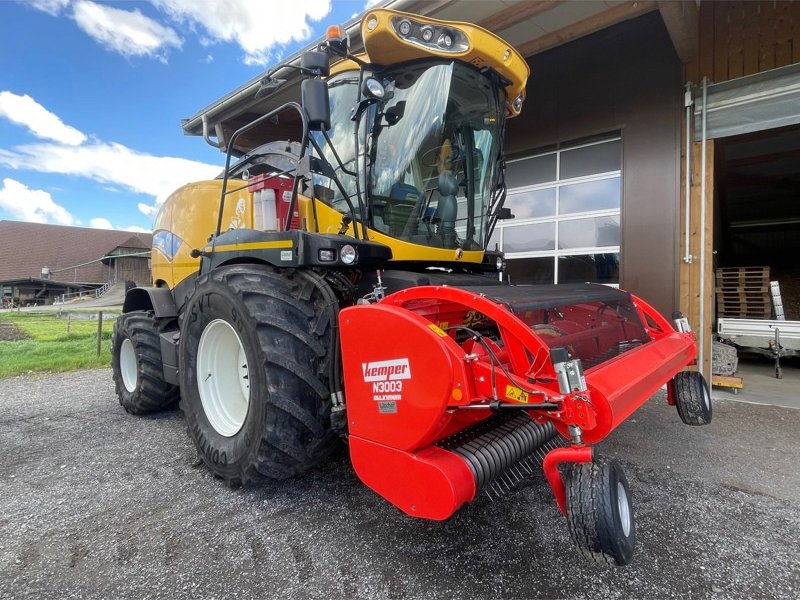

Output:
xmin=301 ymin=50 xmax=330 ymax=77
xmin=302 ymin=79 xmax=331 ymax=131
xmin=496 ymin=207 xmax=515 ymax=220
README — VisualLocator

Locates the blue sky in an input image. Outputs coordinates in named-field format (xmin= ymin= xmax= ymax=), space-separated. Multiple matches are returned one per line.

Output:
xmin=0 ymin=0 xmax=376 ymax=232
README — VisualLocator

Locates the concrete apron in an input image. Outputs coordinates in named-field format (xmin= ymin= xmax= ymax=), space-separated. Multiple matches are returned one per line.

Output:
xmin=712 ymin=357 xmax=800 ymax=410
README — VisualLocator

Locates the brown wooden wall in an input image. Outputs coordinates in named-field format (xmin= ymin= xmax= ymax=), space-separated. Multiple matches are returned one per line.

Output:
xmin=114 ymin=257 xmax=151 ymax=286
xmin=687 ymin=1 xmax=800 ymax=83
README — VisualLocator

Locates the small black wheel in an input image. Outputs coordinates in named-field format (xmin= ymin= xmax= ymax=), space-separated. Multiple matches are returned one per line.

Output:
xmin=112 ymin=311 xmax=179 ymax=414
xmin=566 ymin=458 xmax=636 ymax=566
xmin=673 ymin=370 xmax=712 ymax=425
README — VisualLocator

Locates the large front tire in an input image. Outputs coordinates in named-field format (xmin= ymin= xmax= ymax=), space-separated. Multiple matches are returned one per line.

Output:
xmin=179 ymin=265 xmax=339 ymax=486
xmin=111 ymin=311 xmax=179 ymax=414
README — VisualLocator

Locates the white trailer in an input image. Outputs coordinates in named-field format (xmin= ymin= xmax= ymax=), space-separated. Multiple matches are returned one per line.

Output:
xmin=717 ymin=318 xmax=800 ymax=378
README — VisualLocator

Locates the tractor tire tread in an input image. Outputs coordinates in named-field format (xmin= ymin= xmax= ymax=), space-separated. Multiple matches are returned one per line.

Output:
xmin=182 ymin=265 xmax=339 ymax=484
xmin=112 ymin=311 xmax=179 ymax=415
xmin=566 ymin=458 xmax=635 ymax=566
xmin=674 ymin=371 xmax=712 ymax=425
xmin=567 ymin=461 xmax=616 ymax=565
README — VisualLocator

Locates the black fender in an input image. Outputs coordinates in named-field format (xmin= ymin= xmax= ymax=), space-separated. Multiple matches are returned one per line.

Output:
xmin=122 ymin=286 xmax=177 ymax=319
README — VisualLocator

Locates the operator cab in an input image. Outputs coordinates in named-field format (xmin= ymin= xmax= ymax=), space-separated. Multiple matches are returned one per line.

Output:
xmin=311 ymin=60 xmax=504 ymax=252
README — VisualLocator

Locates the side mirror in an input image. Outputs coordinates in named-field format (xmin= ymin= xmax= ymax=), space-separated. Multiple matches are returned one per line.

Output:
xmin=302 ymin=79 xmax=331 ymax=131
xmin=496 ymin=207 xmax=515 ymax=220
xmin=301 ymin=50 xmax=330 ymax=77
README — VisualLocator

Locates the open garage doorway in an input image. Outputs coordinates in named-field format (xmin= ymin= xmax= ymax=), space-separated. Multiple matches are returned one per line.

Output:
xmin=712 ymin=123 xmax=800 ymax=407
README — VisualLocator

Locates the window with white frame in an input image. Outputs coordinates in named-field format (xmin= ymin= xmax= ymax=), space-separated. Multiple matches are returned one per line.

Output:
xmin=491 ymin=136 xmax=621 ymax=285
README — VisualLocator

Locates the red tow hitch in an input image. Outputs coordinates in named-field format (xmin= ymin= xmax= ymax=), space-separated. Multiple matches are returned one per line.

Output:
xmin=339 ymin=282 xmax=707 ymax=565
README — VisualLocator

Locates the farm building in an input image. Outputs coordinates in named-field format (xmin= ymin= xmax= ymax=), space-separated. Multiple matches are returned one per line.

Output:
xmin=0 ymin=220 xmax=152 ymax=306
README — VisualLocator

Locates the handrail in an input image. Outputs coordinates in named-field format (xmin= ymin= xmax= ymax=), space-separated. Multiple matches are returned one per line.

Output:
xmin=214 ymin=102 xmax=310 ymax=241
xmin=54 ymin=279 xmax=117 ymax=304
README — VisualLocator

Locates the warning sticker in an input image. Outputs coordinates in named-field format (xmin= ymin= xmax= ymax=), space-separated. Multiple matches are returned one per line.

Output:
xmin=428 ymin=323 xmax=448 ymax=337
xmin=505 ymin=385 xmax=529 ymax=404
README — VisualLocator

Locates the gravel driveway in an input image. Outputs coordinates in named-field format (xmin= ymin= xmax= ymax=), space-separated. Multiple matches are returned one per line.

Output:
xmin=1 ymin=368 xmax=798 ymax=599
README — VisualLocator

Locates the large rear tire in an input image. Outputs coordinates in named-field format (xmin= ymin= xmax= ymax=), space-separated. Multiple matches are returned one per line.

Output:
xmin=179 ymin=265 xmax=339 ymax=485
xmin=566 ymin=458 xmax=636 ymax=566
xmin=111 ymin=311 xmax=179 ymax=414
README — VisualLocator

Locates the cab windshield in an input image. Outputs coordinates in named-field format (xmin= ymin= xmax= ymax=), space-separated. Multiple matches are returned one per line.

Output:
xmin=367 ymin=62 xmax=504 ymax=250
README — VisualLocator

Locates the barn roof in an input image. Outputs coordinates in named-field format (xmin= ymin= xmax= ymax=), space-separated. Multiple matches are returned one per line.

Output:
xmin=0 ymin=221 xmax=152 ymax=284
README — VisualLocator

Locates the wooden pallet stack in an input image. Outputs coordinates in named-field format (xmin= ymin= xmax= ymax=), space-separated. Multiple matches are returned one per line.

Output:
xmin=715 ymin=266 xmax=772 ymax=319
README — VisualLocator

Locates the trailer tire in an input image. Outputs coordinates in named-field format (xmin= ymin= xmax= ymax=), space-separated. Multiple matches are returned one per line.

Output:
xmin=179 ymin=265 xmax=339 ymax=486
xmin=566 ymin=458 xmax=636 ymax=566
xmin=673 ymin=371 xmax=712 ymax=425
xmin=111 ymin=311 xmax=179 ymax=414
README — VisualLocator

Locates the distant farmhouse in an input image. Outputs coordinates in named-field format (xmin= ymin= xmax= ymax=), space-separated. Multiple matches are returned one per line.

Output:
xmin=0 ymin=221 xmax=152 ymax=307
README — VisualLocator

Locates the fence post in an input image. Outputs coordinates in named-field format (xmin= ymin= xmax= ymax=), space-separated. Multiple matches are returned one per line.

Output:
xmin=67 ymin=314 xmax=71 ymax=334
xmin=96 ymin=311 xmax=103 ymax=357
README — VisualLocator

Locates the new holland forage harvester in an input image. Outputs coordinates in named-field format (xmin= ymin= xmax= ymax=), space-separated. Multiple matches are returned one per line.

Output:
xmin=112 ymin=9 xmax=712 ymax=565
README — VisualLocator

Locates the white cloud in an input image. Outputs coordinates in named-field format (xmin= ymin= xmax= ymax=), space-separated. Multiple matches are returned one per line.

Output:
xmin=0 ymin=92 xmax=87 ymax=146
xmin=72 ymin=0 xmax=182 ymax=61
xmin=0 ymin=141 xmax=220 ymax=217
xmin=151 ymin=0 xmax=330 ymax=65
xmin=0 ymin=94 xmax=218 ymax=225
xmin=364 ymin=0 xmax=384 ymax=9
xmin=25 ymin=0 xmax=71 ymax=16
xmin=89 ymin=217 xmax=113 ymax=229
xmin=89 ymin=217 xmax=150 ymax=233
xmin=0 ymin=178 xmax=75 ymax=225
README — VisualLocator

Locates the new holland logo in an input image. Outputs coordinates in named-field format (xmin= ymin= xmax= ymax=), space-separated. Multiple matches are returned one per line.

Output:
xmin=361 ymin=358 xmax=411 ymax=382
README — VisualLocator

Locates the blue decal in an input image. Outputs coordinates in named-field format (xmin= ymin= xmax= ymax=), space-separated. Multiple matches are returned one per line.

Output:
xmin=153 ymin=230 xmax=182 ymax=261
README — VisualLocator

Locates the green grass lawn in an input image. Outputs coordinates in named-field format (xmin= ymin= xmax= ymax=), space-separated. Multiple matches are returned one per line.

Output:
xmin=0 ymin=311 xmax=118 ymax=378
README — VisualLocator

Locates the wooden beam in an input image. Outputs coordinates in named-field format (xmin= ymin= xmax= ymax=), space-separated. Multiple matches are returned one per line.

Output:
xmin=681 ymin=140 xmax=714 ymax=377
xmin=515 ymin=1 xmax=657 ymax=58
xmin=657 ymin=0 xmax=699 ymax=64
xmin=400 ymin=0 xmax=460 ymax=18
xmin=478 ymin=1 xmax=565 ymax=33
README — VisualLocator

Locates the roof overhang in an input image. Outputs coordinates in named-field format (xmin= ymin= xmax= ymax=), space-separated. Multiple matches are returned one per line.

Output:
xmin=182 ymin=0 xmax=663 ymax=152
xmin=0 ymin=278 xmax=90 ymax=289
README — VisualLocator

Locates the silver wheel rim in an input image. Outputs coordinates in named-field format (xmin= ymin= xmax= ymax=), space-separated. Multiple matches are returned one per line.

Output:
xmin=196 ymin=319 xmax=250 ymax=437
xmin=120 ymin=338 xmax=138 ymax=393
xmin=617 ymin=481 xmax=632 ymax=537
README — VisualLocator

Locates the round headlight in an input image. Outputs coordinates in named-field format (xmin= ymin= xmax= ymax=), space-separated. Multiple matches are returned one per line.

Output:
xmin=362 ymin=77 xmax=385 ymax=99
xmin=341 ymin=245 xmax=357 ymax=265
xmin=398 ymin=20 xmax=412 ymax=36
xmin=421 ymin=26 xmax=434 ymax=42
xmin=366 ymin=15 xmax=378 ymax=31
xmin=439 ymin=33 xmax=453 ymax=49
xmin=496 ymin=256 xmax=504 ymax=271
